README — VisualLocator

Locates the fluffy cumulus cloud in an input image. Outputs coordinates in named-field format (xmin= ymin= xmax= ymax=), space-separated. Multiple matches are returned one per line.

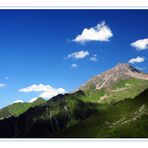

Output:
xmin=19 ymin=84 xmax=51 ymax=92
xmin=128 ymin=56 xmax=145 ymax=64
xmin=90 ymin=54 xmax=98 ymax=62
xmin=71 ymin=63 xmax=78 ymax=68
xmin=67 ymin=50 xmax=89 ymax=59
xmin=73 ymin=21 xmax=113 ymax=43
xmin=39 ymin=87 xmax=66 ymax=99
xmin=19 ymin=84 xmax=66 ymax=99
xmin=131 ymin=38 xmax=148 ymax=50
xmin=0 ymin=83 xmax=6 ymax=88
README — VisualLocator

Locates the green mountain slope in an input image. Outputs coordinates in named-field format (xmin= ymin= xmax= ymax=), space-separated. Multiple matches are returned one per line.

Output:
xmin=51 ymin=88 xmax=148 ymax=138
xmin=0 ymin=97 xmax=46 ymax=120
xmin=99 ymin=78 xmax=148 ymax=104
xmin=0 ymin=91 xmax=99 ymax=137
xmin=80 ymin=78 xmax=148 ymax=104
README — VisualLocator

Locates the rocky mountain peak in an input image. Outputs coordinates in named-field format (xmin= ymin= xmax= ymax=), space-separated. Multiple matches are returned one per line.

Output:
xmin=114 ymin=63 xmax=139 ymax=73
xmin=79 ymin=63 xmax=148 ymax=91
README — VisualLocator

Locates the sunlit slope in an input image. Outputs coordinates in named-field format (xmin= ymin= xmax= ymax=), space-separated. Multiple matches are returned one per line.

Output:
xmin=79 ymin=64 xmax=148 ymax=104
xmin=52 ymin=88 xmax=148 ymax=138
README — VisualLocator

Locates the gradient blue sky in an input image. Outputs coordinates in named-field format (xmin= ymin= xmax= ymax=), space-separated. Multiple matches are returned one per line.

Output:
xmin=0 ymin=10 xmax=148 ymax=108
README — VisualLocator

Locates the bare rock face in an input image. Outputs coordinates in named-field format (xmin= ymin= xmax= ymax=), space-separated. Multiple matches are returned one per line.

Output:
xmin=79 ymin=63 xmax=148 ymax=91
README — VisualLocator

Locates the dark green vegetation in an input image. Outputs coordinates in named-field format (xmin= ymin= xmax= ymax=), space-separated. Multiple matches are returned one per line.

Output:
xmin=0 ymin=91 xmax=99 ymax=137
xmin=0 ymin=63 xmax=148 ymax=138
xmin=0 ymin=98 xmax=45 ymax=119
xmin=52 ymin=88 xmax=148 ymax=138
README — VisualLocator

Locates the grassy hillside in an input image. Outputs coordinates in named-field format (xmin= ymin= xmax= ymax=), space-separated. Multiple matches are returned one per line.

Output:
xmin=81 ymin=78 xmax=148 ymax=104
xmin=101 ymin=78 xmax=148 ymax=104
xmin=0 ymin=97 xmax=45 ymax=119
xmin=51 ymin=88 xmax=148 ymax=138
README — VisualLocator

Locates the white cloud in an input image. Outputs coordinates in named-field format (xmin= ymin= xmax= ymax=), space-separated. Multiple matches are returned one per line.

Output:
xmin=73 ymin=21 xmax=113 ymax=43
xmin=0 ymin=83 xmax=6 ymax=88
xmin=19 ymin=84 xmax=52 ymax=92
xmin=19 ymin=84 xmax=66 ymax=99
xmin=71 ymin=64 xmax=78 ymax=68
xmin=129 ymin=56 xmax=145 ymax=64
xmin=39 ymin=88 xmax=66 ymax=99
xmin=29 ymin=97 xmax=38 ymax=103
xmin=131 ymin=38 xmax=148 ymax=50
xmin=90 ymin=54 xmax=98 ymax=62
xmin=67 ymin=50 xmax=89 ymax=59
xmin=12 ymin=100 xmax=24 ymax=104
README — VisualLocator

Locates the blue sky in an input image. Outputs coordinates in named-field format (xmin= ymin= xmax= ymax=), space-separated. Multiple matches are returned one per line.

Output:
xmin=0 ymin=10 xmax=148 ymax=108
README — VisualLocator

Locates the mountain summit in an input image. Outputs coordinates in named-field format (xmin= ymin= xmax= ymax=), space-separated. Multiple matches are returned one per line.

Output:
xmin=79 ymin=63 xmax=148 ymax=91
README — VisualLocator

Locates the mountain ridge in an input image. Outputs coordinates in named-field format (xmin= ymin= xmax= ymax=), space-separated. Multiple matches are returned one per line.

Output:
xmin=79 ymin=63 xmax=148 ymax=91
xmin=0 ymin=97 xmax=46 ymax=120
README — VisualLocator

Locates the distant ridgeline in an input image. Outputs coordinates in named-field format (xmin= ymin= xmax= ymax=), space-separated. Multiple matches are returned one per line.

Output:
xmin=0 ymin=98 xmax=46 ymax=120
xmin=0 ymin=63 xmax=148 ymax=138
